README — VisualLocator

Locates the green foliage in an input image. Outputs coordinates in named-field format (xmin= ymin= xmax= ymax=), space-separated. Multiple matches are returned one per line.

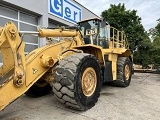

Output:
xmin=101 ymin=3 xmax=145 ymax=51
xmin=101 ymin=3 xmax=155 ymax=67
xmin=149 ymin=19 xmax=160 ymax=39
xmin=133 ymin=32 xmax=152 ymax=66
xmin=101 ymin=3 xmax=160 ymax=67
xmin=148 ymin=20 xmax=160 ymax=67
xmin=133 ymin=19 xmax=160 ymax=67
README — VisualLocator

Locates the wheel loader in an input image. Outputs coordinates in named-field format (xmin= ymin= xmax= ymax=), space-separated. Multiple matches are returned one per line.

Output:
xmin=0 ymin=18 xmax=133 ymax=111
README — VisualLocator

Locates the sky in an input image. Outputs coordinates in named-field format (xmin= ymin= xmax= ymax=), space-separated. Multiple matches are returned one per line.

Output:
xmin=77 ymin=0 xmax=160 ymax=31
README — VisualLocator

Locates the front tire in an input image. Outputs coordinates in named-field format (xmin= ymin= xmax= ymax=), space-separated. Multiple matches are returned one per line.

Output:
xmin=52 ymin=53 xmax=101 ymax=110
xmin=25 ymin=79 xmax=52 ymax=98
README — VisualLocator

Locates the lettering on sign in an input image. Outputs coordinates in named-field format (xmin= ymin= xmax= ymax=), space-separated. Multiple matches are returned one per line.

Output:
xmin=48 ymin=0 xmax=82 ymax=23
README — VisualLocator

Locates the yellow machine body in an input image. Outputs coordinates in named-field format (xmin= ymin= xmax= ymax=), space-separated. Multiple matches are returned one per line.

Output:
xmin=0 ymin=18 xmax=132 ymax=111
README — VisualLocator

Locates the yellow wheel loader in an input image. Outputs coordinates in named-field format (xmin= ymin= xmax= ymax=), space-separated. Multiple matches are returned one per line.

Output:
xmin=0 ymin=18 xmax=133 ymax=111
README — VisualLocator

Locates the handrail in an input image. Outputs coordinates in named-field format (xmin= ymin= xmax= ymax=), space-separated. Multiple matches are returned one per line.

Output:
xmin=108 ymin=26 xmax=129 ymax=49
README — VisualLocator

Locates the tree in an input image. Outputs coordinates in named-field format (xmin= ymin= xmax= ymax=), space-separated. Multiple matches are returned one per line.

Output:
xmin=149 ymin=19 xmax=160 ymax=39
xmin=148 ymin=19 xmax=160 ymax=67
xmin=133 ymin=31 xmax=152 ymax=66
xmin=101 ymin=3 xmax=153 ymax=67
xmin=101 ymin=3 xmax=146 ymax=51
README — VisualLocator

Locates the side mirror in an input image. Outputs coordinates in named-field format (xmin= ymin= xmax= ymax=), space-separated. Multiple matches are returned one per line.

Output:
xmin=101 ymin=18 xmax=106 ymax=28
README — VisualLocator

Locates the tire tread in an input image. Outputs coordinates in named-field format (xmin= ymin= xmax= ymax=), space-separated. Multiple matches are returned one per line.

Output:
xmin=53 ymin=53 xmax=101 ymax=110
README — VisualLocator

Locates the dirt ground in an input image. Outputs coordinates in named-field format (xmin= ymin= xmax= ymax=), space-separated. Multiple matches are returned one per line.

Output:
xmin=0 ymin=72 xmax=160 ymax=120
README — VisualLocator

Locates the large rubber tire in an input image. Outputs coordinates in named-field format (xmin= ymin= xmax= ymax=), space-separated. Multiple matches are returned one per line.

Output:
xmin=52 ymin=53 xmax=101 ymax=110
xmin=25 ymin=79 xmax=52 ymax=98
xmin=111 ymin=57 xmax=132 ymax=87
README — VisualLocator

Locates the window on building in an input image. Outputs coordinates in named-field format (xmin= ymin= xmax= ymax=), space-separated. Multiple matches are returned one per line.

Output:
xmin=0 ymin=5 xmax=39 ymax=64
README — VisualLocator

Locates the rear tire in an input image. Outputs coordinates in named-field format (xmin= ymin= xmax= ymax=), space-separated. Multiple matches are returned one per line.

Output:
xmin=52 ymin=53 xmax=101 ymax=110
xmin=111 ymin=57 xmax=132 ymax=87
xmin=25 ymin=79 xmax=52 ymax=98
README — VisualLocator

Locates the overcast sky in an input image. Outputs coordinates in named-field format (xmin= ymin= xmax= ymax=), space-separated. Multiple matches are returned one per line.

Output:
xmin=77 ymin=0 xmax=160 ymax=31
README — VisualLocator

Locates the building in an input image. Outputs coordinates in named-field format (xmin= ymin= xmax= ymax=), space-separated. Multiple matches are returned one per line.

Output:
xmin=0 ymin=0 xmax=99 ymax=54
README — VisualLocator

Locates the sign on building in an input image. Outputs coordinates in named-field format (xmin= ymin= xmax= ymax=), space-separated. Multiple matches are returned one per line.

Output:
xmin=48 ymin=0 xmax=82 ymax=24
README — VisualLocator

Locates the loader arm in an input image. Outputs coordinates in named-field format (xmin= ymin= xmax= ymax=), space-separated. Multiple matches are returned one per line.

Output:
xmin=0 ymin=22 xmax=84 ymax=111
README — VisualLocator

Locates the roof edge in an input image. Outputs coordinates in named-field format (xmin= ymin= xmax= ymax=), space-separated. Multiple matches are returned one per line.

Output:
xmin=73 ymin=0 xmax=100 ymax=18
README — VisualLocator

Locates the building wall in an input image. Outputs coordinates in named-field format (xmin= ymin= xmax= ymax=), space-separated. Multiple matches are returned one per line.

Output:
xmin=0 ymin=0 xmax=99 ymax=62
xmin=1 ymin=0 xmax=99 ymax=26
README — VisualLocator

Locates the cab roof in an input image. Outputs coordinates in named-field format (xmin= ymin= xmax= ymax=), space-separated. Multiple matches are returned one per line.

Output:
xmin=78 ymin=17 xmax=110 ymax=26
xmin=78 ymin=18 xmax=101 ymax=23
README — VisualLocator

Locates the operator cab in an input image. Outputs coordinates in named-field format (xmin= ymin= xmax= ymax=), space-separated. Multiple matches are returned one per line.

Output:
xmin=78 ymin=18 xmax=110 ymax=48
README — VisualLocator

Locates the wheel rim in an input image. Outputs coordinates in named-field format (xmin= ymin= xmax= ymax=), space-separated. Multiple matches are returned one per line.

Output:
xmin=81 ymin=67 xmax=97 ymax=97
xmin=124 ymin=64 xmax=130 ymax=80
